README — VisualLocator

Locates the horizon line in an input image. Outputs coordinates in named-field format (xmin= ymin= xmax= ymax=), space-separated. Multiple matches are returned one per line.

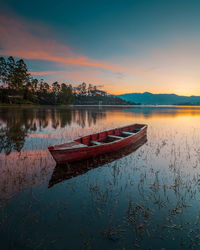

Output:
xmin=110 ymin=91 xmax=200 ymax=97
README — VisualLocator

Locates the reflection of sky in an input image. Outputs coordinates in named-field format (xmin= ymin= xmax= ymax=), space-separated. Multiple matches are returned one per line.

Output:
xmin=1 ymin=107 xmax=200 ymax=249
xmin=1 ymin=106 xmax=200 ymax=151
xmin=1 ymin=106 xmax=200 ymax=156
xmin=1 ymin=0 xmax=200 ymax=95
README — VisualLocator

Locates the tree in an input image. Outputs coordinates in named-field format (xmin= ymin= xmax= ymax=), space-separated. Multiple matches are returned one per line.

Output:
xmin=31 ymin=78 xmax=39 ymax=92
xmin=88 ymin=84 xmax=93 ymax=96
xmin=0 ymin=56 xmax=30 ymax=89
xmin=59 ymin=83 xmax=74 ymax=104
xmin=15 ymin=59 xmax=30 ymax=89
xmin=39 ymin=79 xmax=49 ymax=94
xmin=52 ymin=81 xmax=60 ymax=93
xmin=80 ymin=82 xmax=87 ymax=95
xmin=0 ymin=57 xmax=7 ymax=85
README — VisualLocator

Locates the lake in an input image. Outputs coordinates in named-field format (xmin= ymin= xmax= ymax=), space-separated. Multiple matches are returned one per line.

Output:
xmin=1 ymin=105 xmax=200 ymax=249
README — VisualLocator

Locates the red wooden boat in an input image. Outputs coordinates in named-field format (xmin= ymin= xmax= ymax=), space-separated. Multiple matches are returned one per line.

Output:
xmin=48 ymin=134 xmax=147 ymax=188
xmin=48 ymin=123 xmax=147 ymax=164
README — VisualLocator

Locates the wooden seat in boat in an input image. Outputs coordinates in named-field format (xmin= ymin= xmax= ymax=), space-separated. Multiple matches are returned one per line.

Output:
xmin=108 ymin=135 xmax=123 ymax=139
xmin=57 ymin=141 xmax=87 ymax=150
xmin=91 ymin=141 xmax=103 ymax=145
xmin=122 ymin=131 xmax=136 ymax=136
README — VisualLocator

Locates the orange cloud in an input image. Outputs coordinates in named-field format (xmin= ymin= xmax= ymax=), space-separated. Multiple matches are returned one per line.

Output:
xmin=0 ymin=15 xmax=152 ymax=77
xmin=0 ymin=15 xmax=121 ymax=71
xmin=29 ymin=71 xmax=57 ymax=76
xmin=0 ymin=14 xmax=187 ymax=94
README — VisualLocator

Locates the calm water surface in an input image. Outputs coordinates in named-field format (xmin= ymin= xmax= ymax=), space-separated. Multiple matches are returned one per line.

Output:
xmin=1 ymin=106 xmax=200 ymax=249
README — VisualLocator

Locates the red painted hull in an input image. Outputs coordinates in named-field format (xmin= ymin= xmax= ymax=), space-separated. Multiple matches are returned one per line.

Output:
xmin=48 ymin=124 xmax=147 ymax=164
xmin=48 ymin=135 xmax=147 ymax=188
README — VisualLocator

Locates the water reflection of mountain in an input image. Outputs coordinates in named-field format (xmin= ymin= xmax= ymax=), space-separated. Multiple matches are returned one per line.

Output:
xmin=124 ymin=106 xmax=200 ymax=117
xmin=0 ymin=107 xmax=106 ymax=155
xmin=48 ymin=135 xmax=147 ymax=188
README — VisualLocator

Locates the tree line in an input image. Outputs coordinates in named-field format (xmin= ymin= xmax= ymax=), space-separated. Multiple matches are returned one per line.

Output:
xmin=0 ymin=56 xmax=134 ymax=105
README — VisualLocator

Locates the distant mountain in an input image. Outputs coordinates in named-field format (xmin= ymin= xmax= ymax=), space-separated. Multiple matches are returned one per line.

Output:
xmin=117 ymin=92 xmax=200 ymax=105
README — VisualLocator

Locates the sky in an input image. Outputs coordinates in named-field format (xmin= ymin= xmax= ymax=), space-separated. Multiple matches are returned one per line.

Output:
xmin=0 ymin=0 xmax=200 ymax=95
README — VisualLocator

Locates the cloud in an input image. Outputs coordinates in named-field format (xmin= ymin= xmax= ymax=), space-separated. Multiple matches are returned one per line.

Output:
xmin=1 ymin=13 xmax=189 ymax=95
xmin=0 ymin=14 xmax=153 ymax=77
xmin=29 ymin=71 xmax=57 ymax=76
xmin=0 ymin=15 xmax=125 ymax=72
xmin=51 ymin=70 xmax=114 ymax=86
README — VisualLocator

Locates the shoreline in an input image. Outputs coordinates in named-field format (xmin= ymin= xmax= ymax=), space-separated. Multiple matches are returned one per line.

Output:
xmin=1 ymin=103 xmax=200 ymax=108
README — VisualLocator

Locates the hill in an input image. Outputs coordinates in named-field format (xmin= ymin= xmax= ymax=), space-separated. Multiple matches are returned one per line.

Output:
xmin=117 ymin=92 xmax=200 ymax=105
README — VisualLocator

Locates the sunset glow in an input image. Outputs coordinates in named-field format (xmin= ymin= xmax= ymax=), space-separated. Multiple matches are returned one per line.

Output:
xmin=1 ymin=1 xmax=200 ymax=95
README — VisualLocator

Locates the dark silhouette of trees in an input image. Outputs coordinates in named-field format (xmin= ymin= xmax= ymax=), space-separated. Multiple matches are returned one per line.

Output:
xmin=0 ymin=56 xmax=135 ymax=105
xmin=59 ymin=83 xmax=74 ymax=104
xmin=0 ymin=56 xmax=74 ymax=105
xmin=73 ymin=82 xmax=106 ymax=97
xmin=73 ymin=82 xmax=134 ymax=105
xmin=52 ymin=81 xmax=60 ymax=93
xmin=0 ymin=56 xmax=30 ymax=89
xmin=0 ymin=57 xmax=7 ymax=85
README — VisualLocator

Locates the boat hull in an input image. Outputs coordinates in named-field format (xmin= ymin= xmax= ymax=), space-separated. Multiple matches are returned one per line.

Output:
xmin=49 ymin=124 xmax=147 ymax=164
xmin=49 ymin=134 xmax=147 ymax=188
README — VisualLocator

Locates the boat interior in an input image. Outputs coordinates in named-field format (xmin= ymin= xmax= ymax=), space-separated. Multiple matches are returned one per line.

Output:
xmin=49 ymin=124 xmax=145 ymax=150
xmin=74 ymin=124 xmax=145 ymax=147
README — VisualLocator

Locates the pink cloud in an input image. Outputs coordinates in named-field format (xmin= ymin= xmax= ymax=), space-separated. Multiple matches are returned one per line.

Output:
xmin=0 ymin=13 xmax=180 ymax=92
xmin=0 ymin=15 xmax=124 ymax=71
xmin=0 ymin=15 xmax=150 ymax=76
xmin=29 ymin=71 xmax=57 ymax=76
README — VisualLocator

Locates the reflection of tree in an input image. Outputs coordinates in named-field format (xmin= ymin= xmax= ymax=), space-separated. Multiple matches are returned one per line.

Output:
xmin=59 ymin=109 xmax=72 ymax=128
xmin=87 ymin=109 xmax=106 ymax=127
xmin=0 ymin=108 xmax=34 ymax=155
xmin=0 ymin=126 xmax=26 ymax=155
xmin=50 ymin=108 xmax=72 ymax=129
xmin=0 ymin=107 xmax=73 ymax=154
xmin=0 ymin=107 xmax=107 ymax=155
xmin=51 ymin=109 xmax=59 ymax=129
xmin=73 ymin=108 xmax=106 ymax=128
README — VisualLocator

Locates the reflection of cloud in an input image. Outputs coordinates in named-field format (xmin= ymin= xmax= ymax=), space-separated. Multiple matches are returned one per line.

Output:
xmin=27 ymin=133 xmax=57 ymax=138
xmin=0 ymin=149 xmax=55 ymax=201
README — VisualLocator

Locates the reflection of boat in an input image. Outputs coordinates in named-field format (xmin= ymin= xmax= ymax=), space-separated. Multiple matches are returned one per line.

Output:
xmin=48 ymin=134 xmax=147 ymax=188
xmin=48 ymin=124 xmax=147 ymax=164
